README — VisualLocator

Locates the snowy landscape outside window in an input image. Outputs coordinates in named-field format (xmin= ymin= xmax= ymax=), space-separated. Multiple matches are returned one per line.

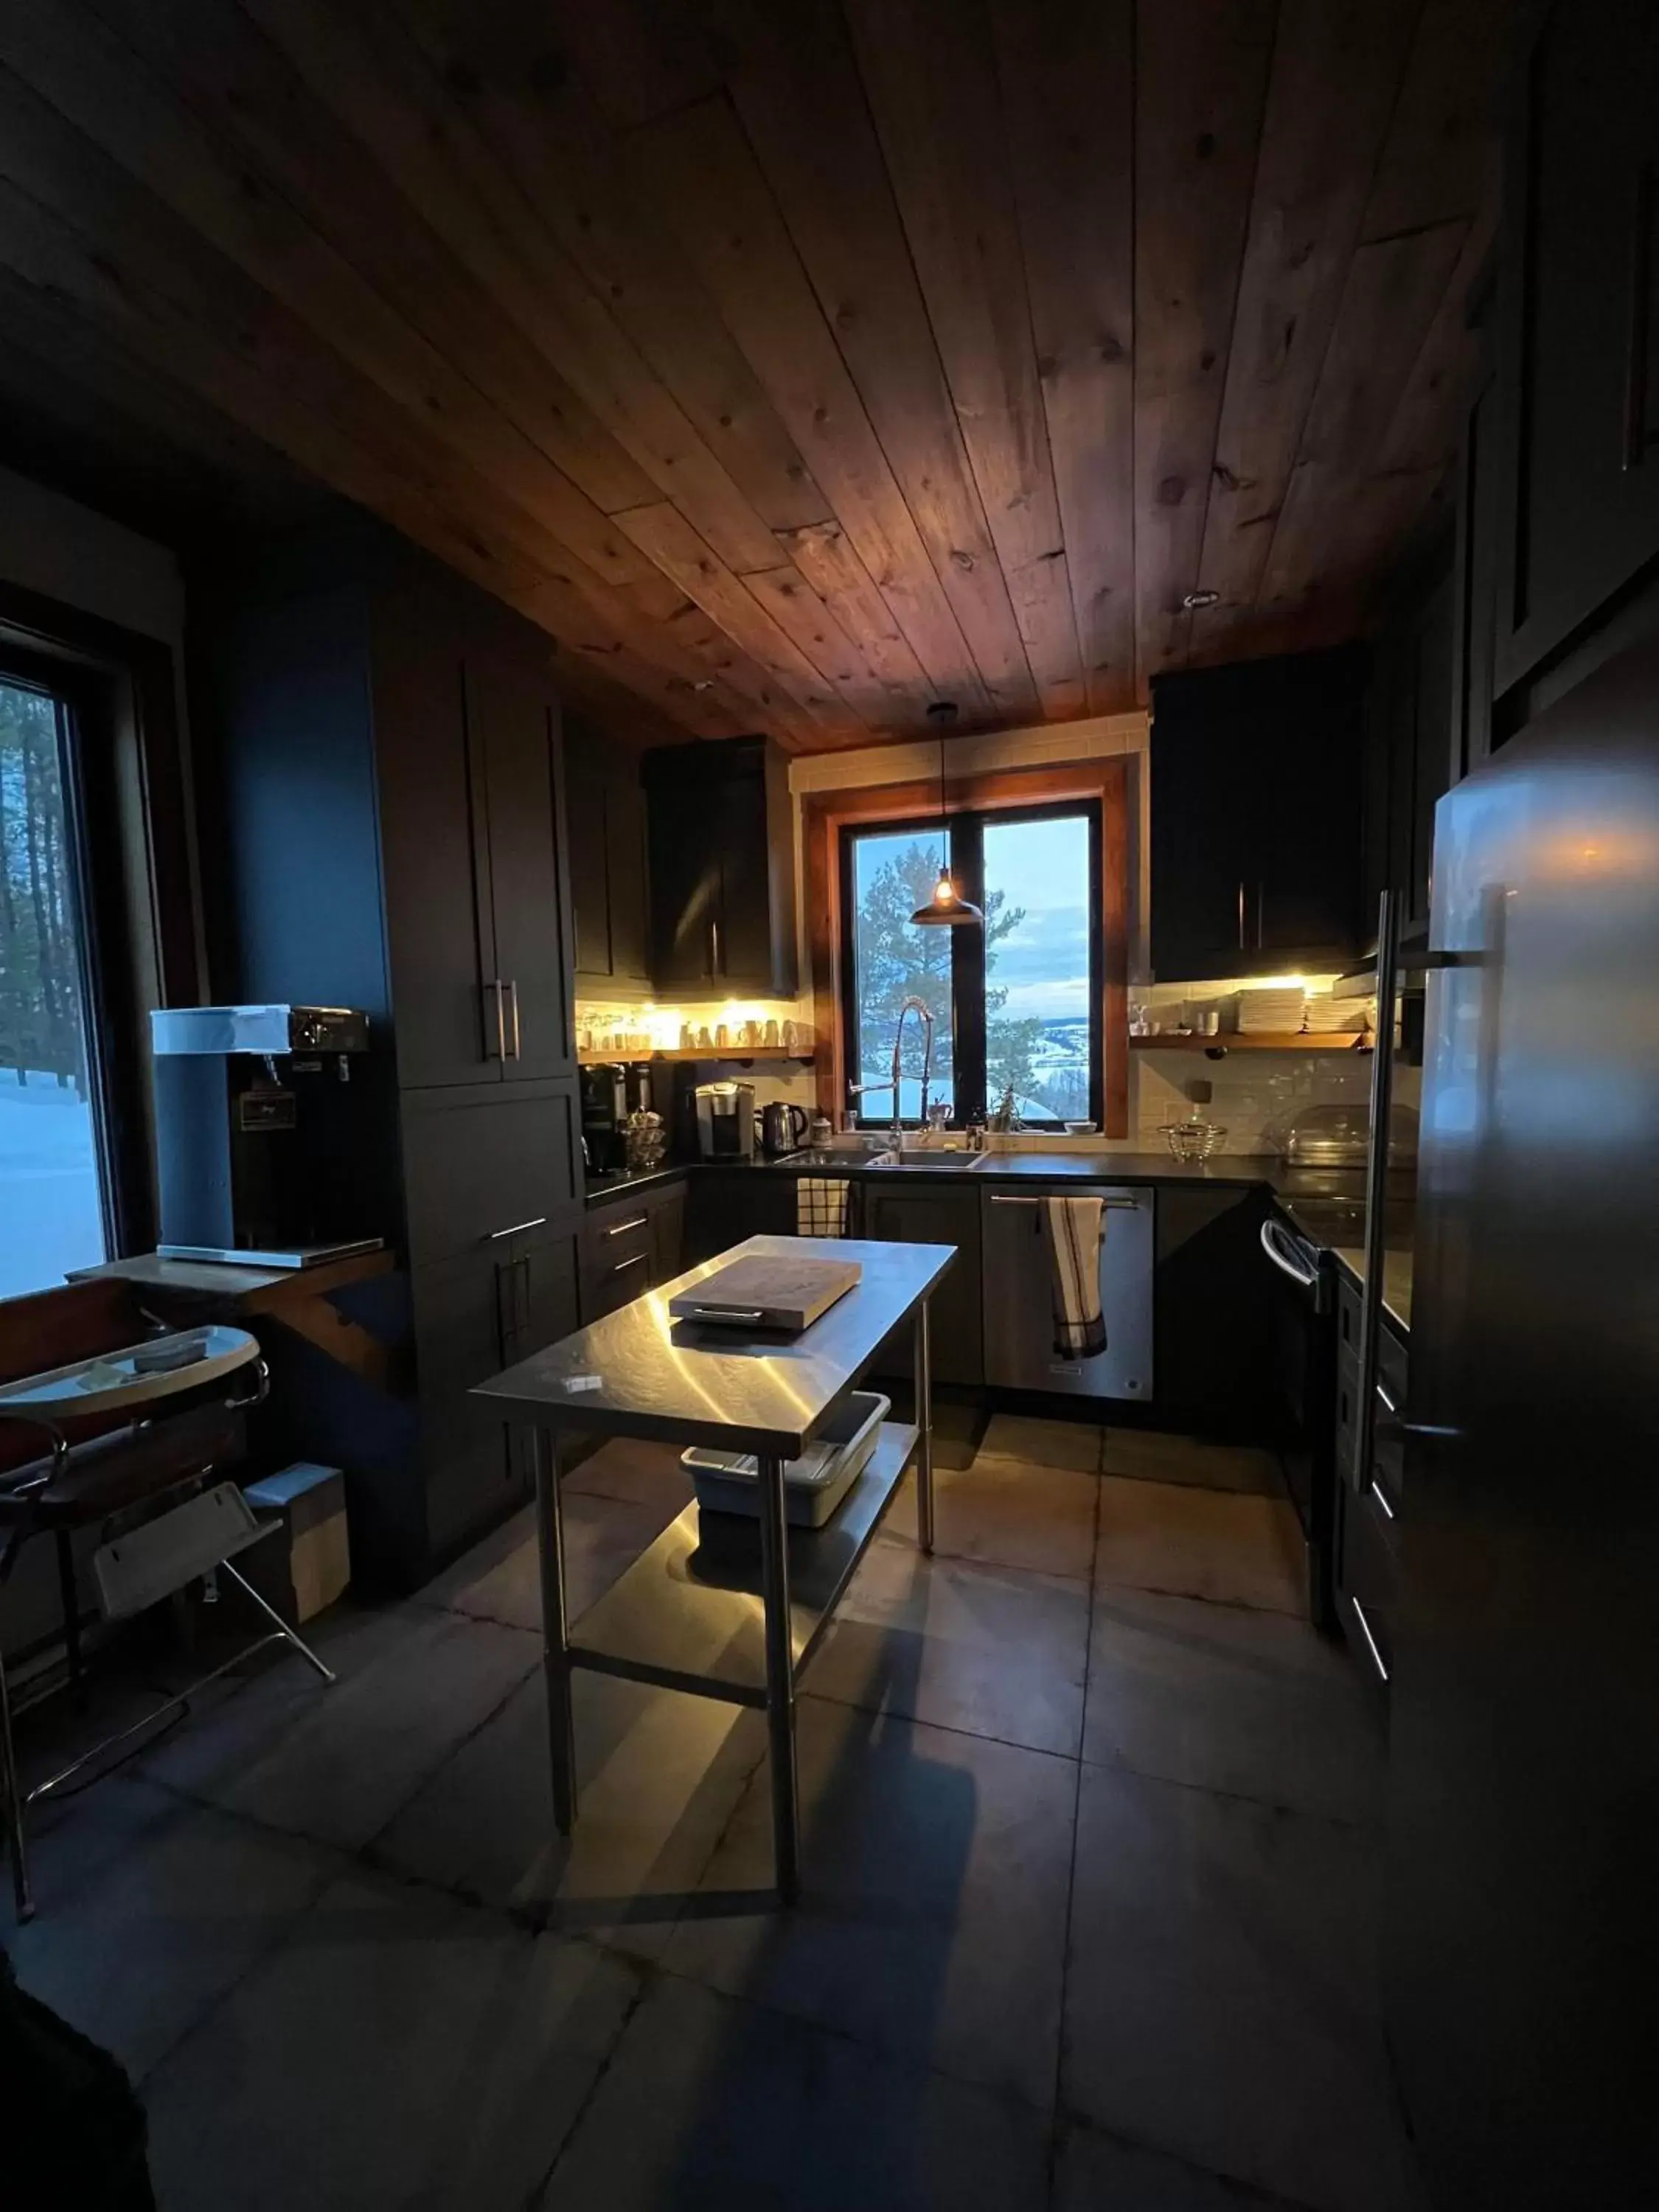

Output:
xmin=0 ymin=673 xmax=109 ymax=1298
xmin=841 ymin=802 xmax=1099 ymax=1130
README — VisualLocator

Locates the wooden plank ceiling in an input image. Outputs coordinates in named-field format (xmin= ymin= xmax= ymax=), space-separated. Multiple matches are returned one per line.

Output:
xmin=0 ymin=0 xmax=1506 ymax=751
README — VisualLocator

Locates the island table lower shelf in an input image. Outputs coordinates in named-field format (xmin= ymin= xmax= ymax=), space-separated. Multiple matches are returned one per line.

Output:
xmin=568 ymin=1422 xmax=919 ymax=1707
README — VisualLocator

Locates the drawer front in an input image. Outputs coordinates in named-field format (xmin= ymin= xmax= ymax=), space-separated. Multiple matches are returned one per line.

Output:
xmin=582 ymin=1239 xmax=653 ymax=1320
xmin=583 ymin=1202 xmax=655 ymax=1276
xmin=402 ymin=1081 xmax=580 ymax=1267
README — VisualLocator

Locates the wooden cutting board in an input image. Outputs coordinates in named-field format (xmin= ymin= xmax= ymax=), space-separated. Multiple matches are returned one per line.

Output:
xmin=668 ymin=1254 xmax=863 ymax=1333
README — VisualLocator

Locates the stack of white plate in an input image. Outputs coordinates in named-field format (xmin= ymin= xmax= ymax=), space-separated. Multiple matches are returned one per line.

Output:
xmin=1236 ymin=987 xmax=1307 ymax=1034
xmin=1301 ymin=992 xmax=1371 ymax=1033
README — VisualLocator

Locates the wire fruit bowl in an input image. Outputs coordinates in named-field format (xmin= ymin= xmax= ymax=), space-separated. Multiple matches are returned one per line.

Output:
xmin=1162 ymin=1119 xmax=1226 ymax=1163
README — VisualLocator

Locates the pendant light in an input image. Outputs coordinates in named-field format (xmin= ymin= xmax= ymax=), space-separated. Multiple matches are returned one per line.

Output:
xmin=911 ymin=700 xmax=982 ymax=927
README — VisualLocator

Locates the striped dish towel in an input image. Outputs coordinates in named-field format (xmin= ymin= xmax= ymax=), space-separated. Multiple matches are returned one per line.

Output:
xmin=1039 ymin=1196 xmax=1107 ymax=1359
xmin=796 ymin=1176 xmax=851 ymax=1237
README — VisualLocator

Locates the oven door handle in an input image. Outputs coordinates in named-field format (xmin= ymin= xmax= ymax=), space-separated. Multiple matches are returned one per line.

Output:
xmin=1259 ymin=1215 xmax=1321 ymax=1290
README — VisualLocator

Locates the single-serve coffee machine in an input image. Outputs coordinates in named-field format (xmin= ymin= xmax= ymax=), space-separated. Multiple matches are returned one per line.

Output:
xmin=694 ymin=1080 xmax=755 ymax=1161
xmin=150 ymin=1004 xmax=384 ymax=1267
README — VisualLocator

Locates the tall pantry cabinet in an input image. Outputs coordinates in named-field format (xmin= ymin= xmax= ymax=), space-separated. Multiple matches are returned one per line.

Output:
xmin=196 ymin=521 xmax=582 ymax=1587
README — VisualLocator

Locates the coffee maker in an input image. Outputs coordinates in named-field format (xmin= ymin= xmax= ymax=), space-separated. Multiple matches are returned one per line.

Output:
xmin=150 ymin=1004 xmax=383 ymax=1267
xmin=694 ymin=1080 xmax=756 ymax=1160
xmin=580 ymin=1062 xmax=629 ymax=1175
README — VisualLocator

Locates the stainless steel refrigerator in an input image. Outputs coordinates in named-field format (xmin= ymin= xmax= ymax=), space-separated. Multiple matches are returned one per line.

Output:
xmin=1385 ymin=630 xmax=1659 ymax=2205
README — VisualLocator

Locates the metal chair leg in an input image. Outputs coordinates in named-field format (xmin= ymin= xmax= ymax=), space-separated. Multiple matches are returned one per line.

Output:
xmin=0 ymin=1637 xmax=34 ymax=1922
xmin=215 ymin=1560 xmax=336 ymax=1685
xmin=55 ymin=1531 xmax=83 ymax=1704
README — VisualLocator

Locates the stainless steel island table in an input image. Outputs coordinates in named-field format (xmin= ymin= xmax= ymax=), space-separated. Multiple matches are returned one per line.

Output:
xmin=473 ymin=1234 xmax=953 ymax=1902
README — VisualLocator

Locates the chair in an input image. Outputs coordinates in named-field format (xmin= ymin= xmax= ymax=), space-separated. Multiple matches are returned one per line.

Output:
xmin=0 ymin=1280 xmax=333 ymax=1921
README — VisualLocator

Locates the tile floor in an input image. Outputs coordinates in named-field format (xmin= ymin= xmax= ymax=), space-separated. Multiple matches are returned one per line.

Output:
xmin=6 ymin=1418 xmax=1416 ymax=2211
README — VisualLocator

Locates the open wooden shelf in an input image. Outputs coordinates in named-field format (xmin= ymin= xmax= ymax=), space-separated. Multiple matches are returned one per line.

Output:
xmin=577 ymin=1044 xmax=816 ymax=1066
xmin=1130 ymin=1032 xmax=1368 ymax=1053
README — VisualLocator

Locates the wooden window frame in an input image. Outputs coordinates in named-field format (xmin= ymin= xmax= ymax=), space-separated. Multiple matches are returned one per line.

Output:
xmin=1 ymin=578 xmax=200 ymax=1258
xmin=803 ymin=757 xmax=1130 ymax=1138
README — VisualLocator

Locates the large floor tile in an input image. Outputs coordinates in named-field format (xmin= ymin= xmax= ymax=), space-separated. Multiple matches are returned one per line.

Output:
xmin=563 ymin=1433 xmax=694 ymax=1517
xmin=1100 ymin=1428 xmax=1284 ymax=1496
xmin=1063 ymin=1764 xmax=1423 ymax=2212
xmin=1095 ymin=1475 xmax=1308 ymax=1615
xmin=1084 ymin=1583 xmax=1384 ymax=1823
xmin=663 ymin=1696 xmax=1074 ymax=2112
xmin=428 ymin=1492 xmax=678 ymax=1632
xmin=808 ymin=1543 xmax=1090 ymax=1756
xmin=975 ymin=1412 xmax=1102 ymax=1472
xmin=883 ymin=1454 xmax=1097 ymax=1579
xmin=374 ymin=1669 xmax=765 ymax=1958
xmin=10 ymin=1776 xmax=336 ymax=2082
xmin=146 ymin=1605 xmax=539 ymax=1851
xmin=1054 ymin=2118 xmax=1302 ymax=2209
xmin=539 ymin=1969 xmax=1050 ymax=2211
xmin=142 ymin=1866 xmax=640 ymax=2212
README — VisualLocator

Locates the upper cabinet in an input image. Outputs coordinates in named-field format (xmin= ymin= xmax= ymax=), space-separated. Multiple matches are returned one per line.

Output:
xmin=1494 ymin=0 xmax=1659 ymax=694
xmin=643 ymin=738 xmax=798 ymax=998
xmin=1363 ymin=541 xmax=1457 ymax=941
xmin=1150 ymin=650 xmax=1368 ymax=983
xmin=567 ymin=720 xmax=652 ymax=995
xmin=207 ymin=525 xmax=576 ymax=1094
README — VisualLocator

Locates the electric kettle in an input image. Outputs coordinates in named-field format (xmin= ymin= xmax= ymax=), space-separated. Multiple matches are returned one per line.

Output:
xmin=757 ymin=1102 xmax=810 ymax=1157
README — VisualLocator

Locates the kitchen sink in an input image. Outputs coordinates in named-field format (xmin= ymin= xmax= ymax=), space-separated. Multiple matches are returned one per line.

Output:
xmin=864 ymin=1149 xmax=988 ymax=1172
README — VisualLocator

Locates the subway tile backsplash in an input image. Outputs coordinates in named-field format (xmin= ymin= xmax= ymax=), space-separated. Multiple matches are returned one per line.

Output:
xmin=1133 ymin=1048 xmax=1376 ymax=1152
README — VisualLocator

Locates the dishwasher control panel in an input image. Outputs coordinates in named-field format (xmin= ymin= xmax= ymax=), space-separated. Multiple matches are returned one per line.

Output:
xmin=980 ymin=1184 xmax=1155 ymax=1401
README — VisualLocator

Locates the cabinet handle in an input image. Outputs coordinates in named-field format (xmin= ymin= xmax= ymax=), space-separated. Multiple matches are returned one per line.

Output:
xmin=1256 ymin=882 xmax=1265 ymax=950
xmin=611 ymin=1249 xmax=650 ymax=1276
xmin=486 ymin=1215 xmax=547 ymax=1241
xmin=1349 ymin=1595 xmax=1391 ymax=1685
xmin=507 ymin=978 xmax=522 ymax=1060
xmin=1368 ymin=1475 xmax=1397 ymax=1523
xmin=1624 ymin=160 xmax=1655 ymax=471
xmin=1237 ymin=880 xmax=1246 ymax=952
xmin=709 ymin=917 xmax=720 ymax=975
xmin=487 ymin=979 xmax=507 ymax=1060
xmin=1374 ymin=1379 xmax=1397 ymax=1416
xmin=989 ymin=1193 xmax=1141 ymax=1209
xmin=605 ymin=1214 xmax=650 ymax=1237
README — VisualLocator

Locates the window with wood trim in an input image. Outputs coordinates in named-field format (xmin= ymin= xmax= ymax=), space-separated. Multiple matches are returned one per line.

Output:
xmin=838 ymin=800 xmax=1102 ymax=1131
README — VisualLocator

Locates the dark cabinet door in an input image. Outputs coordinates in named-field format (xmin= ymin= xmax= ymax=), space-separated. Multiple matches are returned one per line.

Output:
xmin=470 ymin=628 xmax=575 ymax=1085
xmin=649 ymin=1185 xmax=687 ymax=1285
xmin=647 ymin=796 xmax=718 ymax=989
xmin=644 ymin=739 xmax=796 ymax=995
xmin=1150 ymin=652 xmax=1365 ymax=981
xmin=1498 ymin=1 xmax=1659 ymax=689
xmin=860 ymin=1183 xmax=981 ymax=1386
xmin=400 ymin=1082 xmax=582 ymax=1270
xmin=372 ymin=579 xmax=497 ymax=1091
xmin=608 ymin=773 xmax=651 ymax=985
xmin=414 ymin=1245 xmax=517 ymax=1559
xmin=566 ymin=735 xmax=614 ymax=984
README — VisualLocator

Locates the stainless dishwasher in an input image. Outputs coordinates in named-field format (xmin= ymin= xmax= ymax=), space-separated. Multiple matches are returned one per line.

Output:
xmin=981 ymin=1184 xmax=1154 ymax=1399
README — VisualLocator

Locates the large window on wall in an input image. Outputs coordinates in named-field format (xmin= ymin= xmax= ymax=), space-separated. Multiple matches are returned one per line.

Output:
xmin=839 ymin=801 xmax=1101 ymax=1130
xmin=0 ymin=665 xmax=112 ymax=1298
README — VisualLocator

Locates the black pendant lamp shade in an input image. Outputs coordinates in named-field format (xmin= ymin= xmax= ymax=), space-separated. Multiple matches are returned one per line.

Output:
xmin=911 ymin=702 xmax=982 ymax=927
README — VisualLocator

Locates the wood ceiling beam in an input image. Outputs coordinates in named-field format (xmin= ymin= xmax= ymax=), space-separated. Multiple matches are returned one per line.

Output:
xmin=232 ymin=0 xmax=792 ymax=580
xmin=1132 ymin=0 xmax=1278 ymax=698
xmin=710 ymin=0 xmax=1040 ymax=723
xmin=1189 ymin=0 xmax=1422 ymax=657
xmin=630 ymin=91 xmax=996 ymax=720
xmin=989 ymin=0 xmax=1136 ymax=717
xmin=613 ymin=500 xmax=868 ymax=740
xmin=843 ymin=0 xmax=1083 ymax=722
xmin=389 ymin=0 xmax=832 ymax=541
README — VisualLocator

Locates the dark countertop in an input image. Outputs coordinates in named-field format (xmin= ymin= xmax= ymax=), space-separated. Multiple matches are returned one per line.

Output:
xmin=475 ymin=1234 xmax=953 ymax=1454
xmin=588 ymin=1149 xmax=1289 ymax=1200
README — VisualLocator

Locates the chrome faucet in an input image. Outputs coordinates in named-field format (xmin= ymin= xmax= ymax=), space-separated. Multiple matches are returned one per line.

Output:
xmin=848 ymin=995 xmax=936 ymax=1152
